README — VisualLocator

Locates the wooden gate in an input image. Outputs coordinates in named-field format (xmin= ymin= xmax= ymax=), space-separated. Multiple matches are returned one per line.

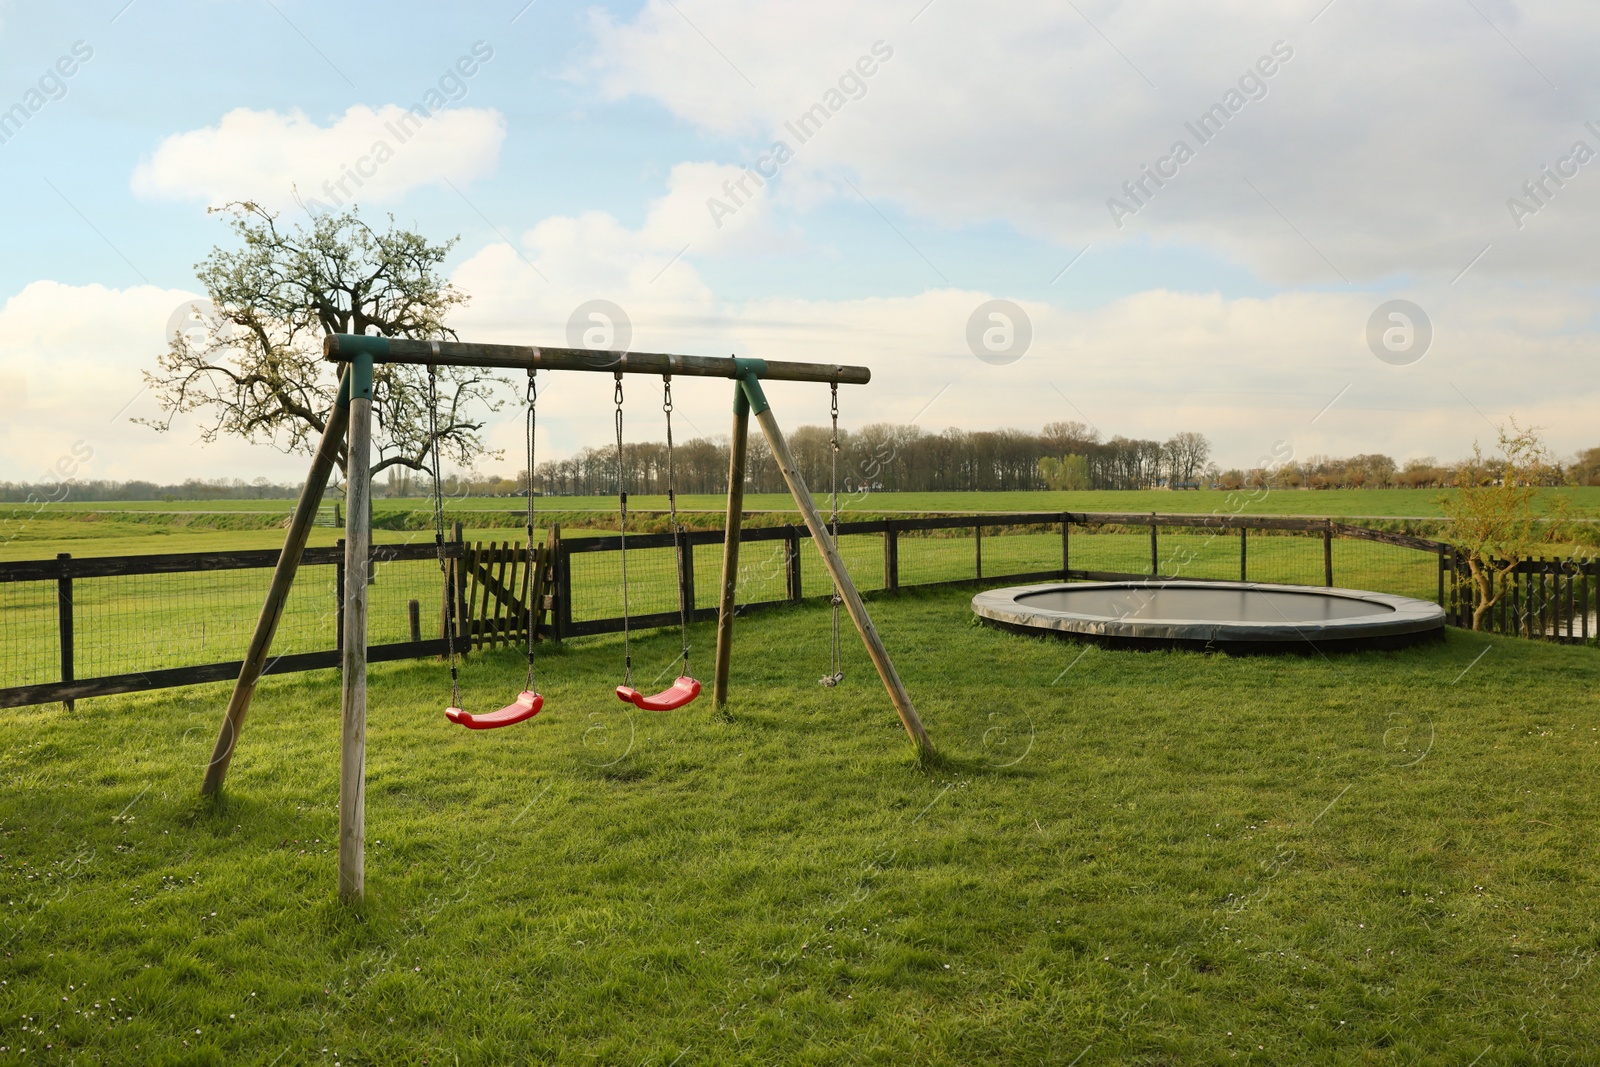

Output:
xmin=1443 ymin=552 xmax=1598 ymax=643
xmin=445 ymin=527 xmax=558 ymax=650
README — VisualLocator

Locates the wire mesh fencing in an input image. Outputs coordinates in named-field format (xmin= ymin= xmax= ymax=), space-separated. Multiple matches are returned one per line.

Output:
xmin=6 ymin=510 xmax=1591 ymax=709
xmin=0 ymin=577 xmax=57 ymax=689
xmin=0 ymin=544 xmax=452 ymax=709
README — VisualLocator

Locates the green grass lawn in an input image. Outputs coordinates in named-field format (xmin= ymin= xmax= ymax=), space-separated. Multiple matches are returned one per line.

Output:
xmin=3 ymin=587 xmax=1598 ymax=1064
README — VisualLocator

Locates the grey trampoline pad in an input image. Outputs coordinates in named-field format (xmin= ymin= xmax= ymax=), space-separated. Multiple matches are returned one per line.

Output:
xmin=1015 ymin=585 xmax=1392 ymax=624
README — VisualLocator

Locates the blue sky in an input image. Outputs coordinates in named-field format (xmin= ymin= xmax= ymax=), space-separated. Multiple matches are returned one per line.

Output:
xmin=2 ymin=0 xmax=1596 ymax=483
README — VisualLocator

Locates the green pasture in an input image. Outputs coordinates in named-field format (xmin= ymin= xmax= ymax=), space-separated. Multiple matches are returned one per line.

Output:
xmin=2 ymin=586 xmax=1598 ymax=1064
xmin=7 ymin=486 xmax=1597 ymax=566
xmin=1 ymin=525 xmax=1446 ymax=690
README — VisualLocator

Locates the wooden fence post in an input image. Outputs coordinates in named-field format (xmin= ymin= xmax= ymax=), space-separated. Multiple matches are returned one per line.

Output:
xmin=975 ymin=522 xmax=983 ymax=580
xmin=335 ymin=540 xmax=345 ymax=654
xmin=553 ymin=524 xmax=569 ymax=644
xmin=1149 ymin=515 xmax=1158 ymax=577
xmin=56 ymin=553 xmax=73 ymax=712
xmin=1240 ymin=527 xmax=1248 ymax=583
xmin=1061 ymin=515 xmax=1070 ymax=580
xmin=785 ymin=525 xmax=802 ymax=601
xmin=1584 ymin=561 xmax=1592 ymax=643
xmin=1323 ymin=523 xmax=1334 ymax=587
xmin=679 ymin=526 xmax=699 ymax=616
xmin=1512 ymin=558 xmax=1522 ymax=637
xmin=884 ymin=521 xmax=900 ymax=591
xmin=451 ymin=522 xmax=468 ymax=656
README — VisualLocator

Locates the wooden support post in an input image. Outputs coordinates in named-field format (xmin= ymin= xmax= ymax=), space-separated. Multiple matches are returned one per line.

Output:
xmin=338 ymin=355 xmax=374 ymax=903
xmin=56 ymin=553 xmax=73 ymax=712
xmin=712 ymin=386 xmax=750 ymax=708
xmin=785 ymin=525 xmax=802 ymax=602
xmin=1240 ymin=527 xmax=1248 ymax=583
xmin=201 ymin=367 xmax=352 ymax=797
xmin=1150 ymin=516 xmax=1158 ymax=577
xmin=408 ymin=599 xmax=421 ymax=643
xmin=1323 ymin=524 xmax=1334 ymax=587
xmin=885 ymin=521 xmax=900 ymax=591
xmin=1061 ymin=516 xmax=1070 ymax=580
xmin=975 ymin=523 xmax=983 ymax=580
xmin=745 ymin=384 xmax=933 ymax=755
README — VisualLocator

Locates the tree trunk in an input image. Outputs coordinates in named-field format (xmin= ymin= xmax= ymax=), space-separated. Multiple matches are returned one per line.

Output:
xmin=1468 ymin=556 xmax=1497 ymax=631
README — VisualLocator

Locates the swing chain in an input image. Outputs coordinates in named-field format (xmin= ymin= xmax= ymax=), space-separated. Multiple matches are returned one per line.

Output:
xmin=821 ymin=379 xmax=844 ymax=687
xmin=428 ymin=363 xmax=461 ymax=709
xmin=663 ymin=375 xmax=690 ymax=676
xmin=525 ymin=369 xmax=537 ymax=693
xmin=614 ymin=373 xmax=632 ymax=687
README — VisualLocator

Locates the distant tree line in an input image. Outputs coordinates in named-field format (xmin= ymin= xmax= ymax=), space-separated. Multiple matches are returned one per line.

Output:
xmin=519 ymin=422 xmax=1211 ymax=496
xmin=0 ymin=477 xmax=303 ymax=503
xmin=9 ymin=436 xmax=1598 ymax=504
xmin=1224 ymin=445 xmax=1600 ymax=491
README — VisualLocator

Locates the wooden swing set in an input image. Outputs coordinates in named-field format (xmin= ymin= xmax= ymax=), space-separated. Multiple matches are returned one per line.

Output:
xmin=197 ymin=334 xmax=933 ymax=901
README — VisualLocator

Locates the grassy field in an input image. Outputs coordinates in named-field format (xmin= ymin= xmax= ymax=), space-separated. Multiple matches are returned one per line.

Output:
xmin=2 ymin=587 xmax=1598 ymax=1063
xmin=1 ymin=522 xmax=1446 ymax=690
xmin=391 ymin=487 xmax=1600 ymax=520
xmin=6 ymin=486 xmax=1596 ymax=566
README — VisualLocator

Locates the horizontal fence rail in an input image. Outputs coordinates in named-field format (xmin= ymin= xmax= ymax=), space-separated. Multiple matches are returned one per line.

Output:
xmin=2 ymin=511 xmax=1592 ymax=709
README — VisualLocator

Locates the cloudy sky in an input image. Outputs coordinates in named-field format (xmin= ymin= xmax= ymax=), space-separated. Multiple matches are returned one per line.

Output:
xmin=2 ymin=0 xmax=1597 ymax=484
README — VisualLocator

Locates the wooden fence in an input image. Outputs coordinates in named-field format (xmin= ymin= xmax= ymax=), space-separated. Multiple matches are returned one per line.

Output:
xmin=1443 ymin=554 xmax=1599 ymax=643
xmin=0 ymin=542 xmax=454 ymax=710
xmin=1 ymin=511 xmax=1592 ymax=710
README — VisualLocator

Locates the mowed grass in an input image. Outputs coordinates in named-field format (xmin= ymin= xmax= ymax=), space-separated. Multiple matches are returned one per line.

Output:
xmin=3 ymin=587 xmax=1599 ymax=1064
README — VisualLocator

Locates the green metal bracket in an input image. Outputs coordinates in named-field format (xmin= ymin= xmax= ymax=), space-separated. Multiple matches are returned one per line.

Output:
xmin=335 ymin=334 xmax=392 ymax=360
xmin=350 ymin=353 xmax=374 ymax=402
xmin=732 ymin=356 xmax=769 ymax=416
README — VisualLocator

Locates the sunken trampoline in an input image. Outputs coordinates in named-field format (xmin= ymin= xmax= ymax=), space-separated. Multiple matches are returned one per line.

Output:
xmin=971 ymin=580 xmax=1445 ymax=653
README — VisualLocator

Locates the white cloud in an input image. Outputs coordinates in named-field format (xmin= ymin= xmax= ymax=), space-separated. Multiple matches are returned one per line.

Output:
xmin=585 ymin=0 xmax=1600 ymax=283
xmin=444 ymin=199 xmax=1600 ymax=471
xmin=4 ymin=261 xmax=1595 ymax=485
xmin=131 ymin=104 xmax=505 ymax=212
xmin=0 ymin=280 xmax=299 ymax=484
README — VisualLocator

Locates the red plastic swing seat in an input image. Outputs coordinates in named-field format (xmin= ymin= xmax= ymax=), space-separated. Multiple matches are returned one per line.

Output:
xmin=445 ymin=690 xmax=543 ymax=730
xmin=615 ymin=675 xmax=701 ymax=711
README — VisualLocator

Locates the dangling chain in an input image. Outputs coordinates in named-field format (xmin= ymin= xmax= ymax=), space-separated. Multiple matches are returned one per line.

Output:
xmin=615 ymin=373 xmax=632 ymax=687
xmin=524 ymin=369 xmax=537 ymax=693
xmin=822 ymin=380 xmax=844 ymax=687
xmin=429 ymin=364 xmax=461 ymax=709
xmin=664 ymin=375 xmax=691 ymax=676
